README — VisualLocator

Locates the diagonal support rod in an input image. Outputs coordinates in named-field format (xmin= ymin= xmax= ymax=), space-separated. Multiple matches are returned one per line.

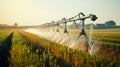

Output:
xmin=70 ymin=19 xmax=96 ymax=55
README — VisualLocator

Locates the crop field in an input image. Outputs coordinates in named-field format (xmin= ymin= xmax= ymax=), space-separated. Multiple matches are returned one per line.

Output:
xmin=0 ymin=28 xmax=120 ymax=67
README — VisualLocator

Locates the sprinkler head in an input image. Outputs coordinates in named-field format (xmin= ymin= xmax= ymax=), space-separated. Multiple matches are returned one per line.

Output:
xmin=90 ymin=15 xmax=97 ymax=21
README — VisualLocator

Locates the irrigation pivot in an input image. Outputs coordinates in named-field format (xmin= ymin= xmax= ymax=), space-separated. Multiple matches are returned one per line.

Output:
xmin=41 ymin=12 xmax=97 ymax=55
xmin=70 ymin=12 xmax=97 ymax=55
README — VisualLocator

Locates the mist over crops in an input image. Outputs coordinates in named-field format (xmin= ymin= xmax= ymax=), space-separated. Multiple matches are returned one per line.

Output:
xmin=0 ymin=28 xmax=120 ymax=67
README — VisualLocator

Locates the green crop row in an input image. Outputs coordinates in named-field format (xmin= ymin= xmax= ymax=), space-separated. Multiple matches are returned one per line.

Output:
xmin=97 ymin=41 xmax=120 ymax=50
xmin=0 ymin=31 xmax=13 ymax=67
xmin=0 ymin=30 xmax=120 ymax=67
xmin=19 ymin=31 xmax=120 ymax=67
xmin=87 ymin=30 xmax=120 ymax=50
xmin=10 ymin=32 xmax=59 ymax=67
xmin=70 ymin=29 xmax=120 ymax=50
xmin=0 ymin=31 xmax=12 ymax=45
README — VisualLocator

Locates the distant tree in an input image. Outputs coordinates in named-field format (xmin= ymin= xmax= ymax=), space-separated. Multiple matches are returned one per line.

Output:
xmin=14 ymin=23 xmax=18 ymax=27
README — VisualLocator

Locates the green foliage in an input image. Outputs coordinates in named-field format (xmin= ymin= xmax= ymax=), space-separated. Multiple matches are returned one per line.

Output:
xmin=19 ymin=31 xmax=120 ymax=67
xmin=0 ymin=30 xmax=120 ymax=67
xmin=10 ymin=32 xmax=59 ymax=67
xmin=89 ymin=30 xmax=120 ymax=50
xmin=0 ymin=31 xmax=12 ymax=46
xmin=0 ymin=31 xmax=13 ymax=67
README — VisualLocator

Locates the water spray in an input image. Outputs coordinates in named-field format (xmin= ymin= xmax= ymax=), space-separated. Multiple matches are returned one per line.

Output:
xmin=58 ymin=18 xmax=72 ymax=45
xmin=41 ymin=12 xmax=97 ymax=55
xmin=70 ymin=12 xmax=97 ymax=55
xmin=49 ymin=22 xmax=61 ymax=41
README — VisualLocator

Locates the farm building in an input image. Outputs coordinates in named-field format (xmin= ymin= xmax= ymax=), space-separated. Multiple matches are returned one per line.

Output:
xmin=105 ymin=20 xmax=116 ymax=26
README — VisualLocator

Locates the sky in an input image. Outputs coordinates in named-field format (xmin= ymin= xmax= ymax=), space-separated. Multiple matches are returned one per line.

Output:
xmin=0 ymin=0 xmax=120 ymax=26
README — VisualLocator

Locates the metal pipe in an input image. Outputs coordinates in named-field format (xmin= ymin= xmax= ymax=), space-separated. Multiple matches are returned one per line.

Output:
xmin=41 ymin=12 xmax=97 ymax=27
